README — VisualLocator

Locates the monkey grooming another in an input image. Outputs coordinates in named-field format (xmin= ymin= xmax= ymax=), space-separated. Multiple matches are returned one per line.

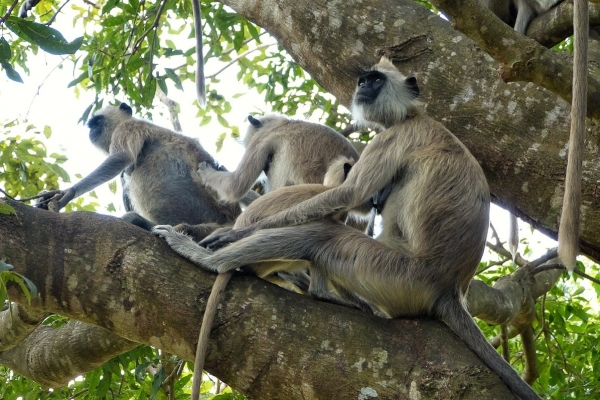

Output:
xmin=197 ymin=114 xmax=360 ymax=202
xmin=155 ymin=57 xmax=540 ymax=399
xmin=157 ymin=156 xmax=356 ymax=400
xmin=36 ymin=103 xmax=241 ymax=229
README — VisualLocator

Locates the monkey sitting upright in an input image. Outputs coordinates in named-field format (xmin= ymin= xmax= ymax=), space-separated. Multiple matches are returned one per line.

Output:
xmin=154 ymin=58 xmax=540 ymax=399
xmin=36 ymin=103 xmax=241 ymax=229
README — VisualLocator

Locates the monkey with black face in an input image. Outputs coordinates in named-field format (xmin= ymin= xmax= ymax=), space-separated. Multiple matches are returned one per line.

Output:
xmin=37 ymin=103 xmax=241 ymax=229
xmin=155 ymin=58 xmax=540 ymax=399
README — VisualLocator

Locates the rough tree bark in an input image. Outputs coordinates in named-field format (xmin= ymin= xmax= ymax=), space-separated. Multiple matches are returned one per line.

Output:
xmin=0 ymin=200 xmax=516 ymax=399
xmin=1 ymin=0 xmax=594 ymax=397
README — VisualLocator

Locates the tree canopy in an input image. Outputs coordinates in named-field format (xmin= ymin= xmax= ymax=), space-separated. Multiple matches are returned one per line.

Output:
xmin=2 ymin=0 xmax=600 ymax=399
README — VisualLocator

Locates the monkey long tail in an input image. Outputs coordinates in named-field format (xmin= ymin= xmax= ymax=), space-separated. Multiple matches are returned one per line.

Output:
xmin=191 ymin=271 xmax=233 ymax=400
xmin=558 ymin=0 xmax=588 ymax=271
xmin=437 ymin=297 xmax=541 ymax=400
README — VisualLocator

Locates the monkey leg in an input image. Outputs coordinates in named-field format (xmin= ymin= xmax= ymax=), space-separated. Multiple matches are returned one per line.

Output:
xmin=174 ymin=222 xmax=231 ymax=242
xmin=122 ymin=211 xmax=155 ymax=231
xmin=152 ymin=225 xmax=217 ymax=272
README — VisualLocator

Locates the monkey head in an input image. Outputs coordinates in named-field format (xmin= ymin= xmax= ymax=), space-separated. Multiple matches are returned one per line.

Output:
xmin=244 ymin=113 xmax=289 ymax=146
xmin=351 ymin=57 xmax=420 ymax=130
xmin=87 ymin=103 xmax=133 ymax=153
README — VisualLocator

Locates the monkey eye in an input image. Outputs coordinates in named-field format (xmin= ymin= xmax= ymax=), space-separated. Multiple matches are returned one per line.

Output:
xmin=375 ymin=78 xmax=381 ymax=83
xmin=358 ymin=78 xmax=365 ymax=86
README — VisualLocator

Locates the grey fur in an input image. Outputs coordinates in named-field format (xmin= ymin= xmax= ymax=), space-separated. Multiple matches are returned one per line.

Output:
xmin=558 ymin=0 xmax=587 ymax=271
xmin=480 ymin=0 xmax=561 ymax=34
xmin=198 ymin=114 xmax=360 ymax=202
xmin=153 ymin=155 xmax=356 ymax=388
xmin=37 ymin=103 xmax=240 ymax=228
xmin=156 ymin=57 xmax=539 ymax=399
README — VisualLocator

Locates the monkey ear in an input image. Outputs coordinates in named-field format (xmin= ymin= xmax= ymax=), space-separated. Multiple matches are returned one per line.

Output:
xmin=248 ymin=115 xmax=262 ymax=128
xmin=405 ymin=77 xmax=419 ymax=98
xmin=343 ymin=163 xmax=352 ymax=179
xmin=119 ymin=103 xmax=133 ymax=116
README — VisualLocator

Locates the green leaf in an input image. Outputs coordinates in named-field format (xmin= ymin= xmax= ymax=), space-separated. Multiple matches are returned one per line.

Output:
xmin=0 ymin=37 xmax=11 ymax=62
xmin=165 ymin=68 xmax=183 ymax=91
xmin=5 ymin=17 xmax=83 ymax=55
xmin=2 ymin=61 xmax=23 ymax=83
xmin=43 ymin=126 xmax=52 ymax=139
xmin=0 ymin=203 xmax=16 ymax=215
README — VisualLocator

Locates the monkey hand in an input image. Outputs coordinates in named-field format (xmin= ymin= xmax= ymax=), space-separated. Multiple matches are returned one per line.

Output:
xmin=199 ymin=227 xmax=254 ymax=250
xmin=34 ymin=188 xmax=75 ymax=211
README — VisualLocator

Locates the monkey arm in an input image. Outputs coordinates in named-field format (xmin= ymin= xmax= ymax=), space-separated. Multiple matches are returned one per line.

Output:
xmin=198 ymin=143 xmax=272 ymax=202
xmin=201 ymin=135 xmax=403 ymax=249
xmin=38 ymin=152 xmax=133 ymax=210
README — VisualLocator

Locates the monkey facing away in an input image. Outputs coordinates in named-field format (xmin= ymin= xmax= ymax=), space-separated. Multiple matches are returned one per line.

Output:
xmin=37 ymin=103 xmax=240 ymax=229
xmin=156 ymin=155 xmax=356 ymax=400
xmin=197 ymin=113 xmax=361 ymax=202
xmin=155 ymin=57 xmax=540 ymax=399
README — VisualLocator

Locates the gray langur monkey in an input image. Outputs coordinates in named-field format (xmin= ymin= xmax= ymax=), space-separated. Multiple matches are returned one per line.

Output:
xmin=513 ymin=0 xmax=562 ymax=34
xmin=196 ymin=113 xmax=373 ymax=232
xmin=37 ymin=103 xmax=240 ymax=229
xmin=156 ymin=155 xmax=355 ymax=400
xmin=480 ymin=0 xmax=561 ymax=34
xmin=558 ymin=0 xmax=588 ymax=271
xmin=154 ymin=57 xmax=540 ymax=400
xmin=198 ymin=114 xmax=360 ymax=199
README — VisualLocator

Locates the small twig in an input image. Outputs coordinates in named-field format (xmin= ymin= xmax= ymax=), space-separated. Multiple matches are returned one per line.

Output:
xmin=130 ymin=0 xmax=168 ymax=55
xmin=68 ymin=388 xmax=89 ymax=399
xmin=206 ymin=43 xmax=275 ymax=79
xmin=157 ymin=87 xmax=182 ymax=131
xmin=0 ymin=188 xmax=15 ymax=200
xmin=221 ymin=32 xmax=268 ymax=56
xmin=573 ymin=268 xmax=600 ymax=285
xmin=489 ymin=222 xmax=502 ymax=246
xmin=82 ymin=0 xmax=99 ymax=8
xmin=526 ymin=248 xmax=558 ymax=269
xmin=24 ymin=57 xmax=68 ymax=121
xmin=0 ymin=0 xmax=19 ymax=24
xmin=533 ymin=263 xmax=564 ymax=274
xmin=45 ymin=0 xmax=72 ymax=26
xmin=476 ymin=257 xmax=510 ymax=275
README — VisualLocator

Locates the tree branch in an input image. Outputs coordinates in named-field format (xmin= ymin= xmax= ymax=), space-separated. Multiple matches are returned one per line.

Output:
xmin=0 ymin=200 xmax=516 ymax=398
xmin=431 ymin=0 xmax=600 ymax=119
xmin=0 ymin=303 xmax=48 ymax=351
xmin=0 ymin=320 xmax=137 ymax=387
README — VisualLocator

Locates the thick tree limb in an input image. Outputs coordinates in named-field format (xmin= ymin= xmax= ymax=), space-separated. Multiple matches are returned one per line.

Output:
xmin=0 ymin=303 xmax=48 ymax=351
xmin=0 ymin=321 xmax=137 ymax=388
xmin=431 ymin=0 xmax=600 ymax=118
xmin=527 ymin=2 xmax=600 ymax=48
xmin=0 ymin=200 xmax=518 ymax=398
xmin=218 ymin=0 xmax=600 ymax=264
